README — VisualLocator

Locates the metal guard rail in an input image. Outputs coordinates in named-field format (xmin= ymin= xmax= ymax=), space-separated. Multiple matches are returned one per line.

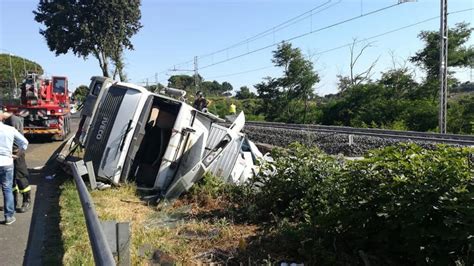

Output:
xmin=69 ymin=162 xmax=116 ymax=266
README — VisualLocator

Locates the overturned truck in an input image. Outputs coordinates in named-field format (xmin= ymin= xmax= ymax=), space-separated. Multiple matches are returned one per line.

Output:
xmin=78 ymin=77 xmax=262 ymax=199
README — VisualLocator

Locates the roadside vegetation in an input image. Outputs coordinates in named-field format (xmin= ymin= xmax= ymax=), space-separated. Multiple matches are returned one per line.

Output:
xmin=56 ymin=143 xmax=473 ymax=264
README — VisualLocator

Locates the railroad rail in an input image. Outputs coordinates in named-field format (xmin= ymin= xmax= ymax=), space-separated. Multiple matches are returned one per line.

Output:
xmin=244 ymin=121 xmax=474 ymax=146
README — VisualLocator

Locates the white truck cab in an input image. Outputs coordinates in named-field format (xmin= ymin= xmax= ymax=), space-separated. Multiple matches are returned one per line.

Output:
xmin=83 ymin=81 xmax=246 ymax=199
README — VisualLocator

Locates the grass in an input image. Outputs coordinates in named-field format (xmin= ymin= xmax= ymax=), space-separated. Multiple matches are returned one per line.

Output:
xmin=57 ymin=174 xmax=262 ymax=264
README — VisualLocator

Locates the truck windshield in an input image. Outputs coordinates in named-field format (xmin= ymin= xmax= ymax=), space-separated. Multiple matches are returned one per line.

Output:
xmin=53 ymin=78 xmax=66 ymax=93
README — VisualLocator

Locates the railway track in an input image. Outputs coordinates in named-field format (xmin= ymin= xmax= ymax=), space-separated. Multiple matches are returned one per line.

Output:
xmin=244 ymin=121 xmax=474 ymax=146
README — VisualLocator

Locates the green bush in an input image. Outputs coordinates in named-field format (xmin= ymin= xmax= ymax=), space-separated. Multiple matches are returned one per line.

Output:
xmin=237 ymin=143 xmax=474 ymax=264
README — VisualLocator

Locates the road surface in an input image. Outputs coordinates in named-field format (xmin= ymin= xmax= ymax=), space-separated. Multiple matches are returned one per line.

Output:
xmin=0 ymin=114 xmax=80 ymax=266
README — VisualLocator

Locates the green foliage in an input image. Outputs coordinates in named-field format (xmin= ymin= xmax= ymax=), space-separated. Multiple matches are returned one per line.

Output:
xmin=168 ymin=74 xmax=196 ymax=91
xmin=235 ymin=143 xmax=474 ymax=264
xmin=320 ymin=68 xmax=441 ymax=132
xmin=167 ymin=75 xmax=234 ymax=96
xmin=0 ymin=54 xmax=43 ymax=88
xmin=256 ymin=42 xmax=320 ymax=123
xmin=251 ymin=25 xmax=473 ymax=134
xmin=145 ymin=83 xmax=166 ymax=93
xmin=410 ymin=22 xmax=474 ymax=80
xmin=34 ymin=0 xmax=142 ymax=78
xmin=206 ymin=97 xmax=263 ymax=119
xmin=189 ymin=172 xmax=227 ymax=199
xmin=453 ymin=82 xmax=474 ymax=93
xmin=448 ymin=95 xmax=474 ymax=134
xmin=235 ymin=86 xmax=256 ymax=99
xmin=0 ymin=54 xmax=43 ymax=98
xmin=72 ymin=85 xmax=89 ymax=103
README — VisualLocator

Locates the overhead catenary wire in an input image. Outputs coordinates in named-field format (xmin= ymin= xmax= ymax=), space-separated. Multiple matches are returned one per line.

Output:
xmin=148 ymin=0 xmax=341 ymax=78
xmin=207 ymin=65 xmax=275 ymax=79
xmin=199 ymin=2 xmax=406 ymax=71
xmin=198 ymin=0 xmax=340 ymax=59
xmin=202 ymin=8 xmax=473 ymax=80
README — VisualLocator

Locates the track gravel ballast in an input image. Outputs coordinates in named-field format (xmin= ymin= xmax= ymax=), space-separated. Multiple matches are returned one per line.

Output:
xmin=243 ymin=125 xmax=459 ymax=156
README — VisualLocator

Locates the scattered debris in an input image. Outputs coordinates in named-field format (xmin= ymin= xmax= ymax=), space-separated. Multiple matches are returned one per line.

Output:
xmin=96 ymin=182 xmax=111 ymax=190
xmin=192 ymin=248 xmax=233 ymax=264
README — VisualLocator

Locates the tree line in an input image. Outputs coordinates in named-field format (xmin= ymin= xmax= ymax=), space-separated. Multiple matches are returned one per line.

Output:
xmin=0 ymin=54 xmax=43 ymax=100
xmin=229 ymin=22 xmax=473 ymax=134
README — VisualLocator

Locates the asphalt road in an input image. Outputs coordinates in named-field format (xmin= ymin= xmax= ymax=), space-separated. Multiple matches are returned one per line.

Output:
xmin=0 ymin=114 xmax=80 ymax=266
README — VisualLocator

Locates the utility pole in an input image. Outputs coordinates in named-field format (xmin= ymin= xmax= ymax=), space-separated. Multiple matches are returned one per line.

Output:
xmin=439 ymin=0 xmax=448 ymax=134
xmin=194 ymin=56 xmax=199 ymax=93
xmin=8 ymin=54 xmax=17 ymax=97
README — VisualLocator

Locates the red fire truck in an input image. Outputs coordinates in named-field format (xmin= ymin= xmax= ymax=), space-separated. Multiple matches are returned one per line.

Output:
xmin=5 ymin=73 xmax=71 ymax=140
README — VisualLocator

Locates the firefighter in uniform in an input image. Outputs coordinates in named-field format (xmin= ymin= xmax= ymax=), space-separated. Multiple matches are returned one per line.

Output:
xmin=193 ymin=91 xmax=208 ymax=112
xmin=2 ymin=111 xmax=31 ymax=213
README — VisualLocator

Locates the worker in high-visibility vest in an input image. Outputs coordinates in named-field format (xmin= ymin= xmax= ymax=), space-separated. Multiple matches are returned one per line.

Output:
xmin=229 ymin=103 xmax=236 ymax=115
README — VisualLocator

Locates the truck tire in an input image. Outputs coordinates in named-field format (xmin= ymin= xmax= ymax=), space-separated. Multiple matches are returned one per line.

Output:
xmin=53 ymin=116 xmax=69 ymax=141
xmin=53 ymin=127 xmax=66 ymax=141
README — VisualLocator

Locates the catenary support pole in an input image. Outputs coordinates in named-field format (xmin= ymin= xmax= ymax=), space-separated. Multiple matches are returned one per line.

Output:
xmin=439 ymin=0 xmax=448 ymax=133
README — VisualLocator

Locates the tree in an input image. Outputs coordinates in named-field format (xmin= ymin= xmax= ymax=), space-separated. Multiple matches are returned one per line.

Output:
xmin=235 ymin=86 xmax=256 ymax=99
xmin=221 ymin=81 xmax=233 ymax=93
xmin=379 ymin=67 xmax=419 ymax=99
xmin=410 ymin=22 xmax=474 ymax=80
xmin=337 ymin=39 xmax=379 ymax=92
xmin=146 ymin=83 xmax=165 ymax=93
xmin=34 ymin=0 xmax=142 ymax=79
xmin=168 ymin=75 xmax=195 ymax=91
xmin=257 ymin=42 xmax=320 ymax=123
xmin=0 ymin=54 xmax=43 ymax=92
xmin=0 ymin=54 xmax=43 ymax=99
xmin=72 ymin=85 xmax=89 ymax=103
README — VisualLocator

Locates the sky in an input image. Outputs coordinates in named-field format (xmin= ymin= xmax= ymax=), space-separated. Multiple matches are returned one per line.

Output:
xmin=0 ymin=0 xmax=473 ymax=95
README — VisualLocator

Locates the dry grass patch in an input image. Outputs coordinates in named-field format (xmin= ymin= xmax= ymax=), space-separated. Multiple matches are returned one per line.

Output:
xmin=60 ymin=178 xmax=260 ymax=265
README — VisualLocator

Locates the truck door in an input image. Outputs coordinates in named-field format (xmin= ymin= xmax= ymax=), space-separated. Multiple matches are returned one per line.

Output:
xmin=163 ymin=112 xmax=246 ymax=199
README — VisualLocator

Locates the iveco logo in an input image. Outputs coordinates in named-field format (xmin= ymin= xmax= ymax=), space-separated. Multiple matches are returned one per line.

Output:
xmin=96 ymin=117 xmax=109 ymax=140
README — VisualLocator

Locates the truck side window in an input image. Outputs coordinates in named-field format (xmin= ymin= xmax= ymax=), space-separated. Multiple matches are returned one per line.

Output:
xmin=53 ymin=79 xmax=66 ymax=93
xmin=92 ymin=82 xmax=102 ymax=96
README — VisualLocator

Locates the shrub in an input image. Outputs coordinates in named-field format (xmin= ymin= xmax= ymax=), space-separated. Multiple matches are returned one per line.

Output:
xmin=237 ymin=143 xmax=474 ymax=264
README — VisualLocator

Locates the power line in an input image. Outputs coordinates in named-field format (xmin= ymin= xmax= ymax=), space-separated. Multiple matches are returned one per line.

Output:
xmin=202 ymin=8 xmax=473 ymax=80
xmin=199 ymin=2 xmax=407 ymax=70
xmin=198 ymin=0 xmax=340 ymax=59
xmin=150 ymin=0 xmax=341 ymax=78
xmin=207 ymin=65 xmax=274 ymax=79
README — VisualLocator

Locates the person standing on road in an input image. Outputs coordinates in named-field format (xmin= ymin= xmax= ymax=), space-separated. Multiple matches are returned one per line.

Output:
xmin=2 ymin=111 xmax=32 ymax=212
xmin=0 ymin=111 xmax=29 ymax=225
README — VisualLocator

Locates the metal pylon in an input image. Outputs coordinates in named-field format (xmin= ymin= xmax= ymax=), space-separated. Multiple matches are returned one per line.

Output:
xmin=439 ymin=0 xmax=448 ymax=134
